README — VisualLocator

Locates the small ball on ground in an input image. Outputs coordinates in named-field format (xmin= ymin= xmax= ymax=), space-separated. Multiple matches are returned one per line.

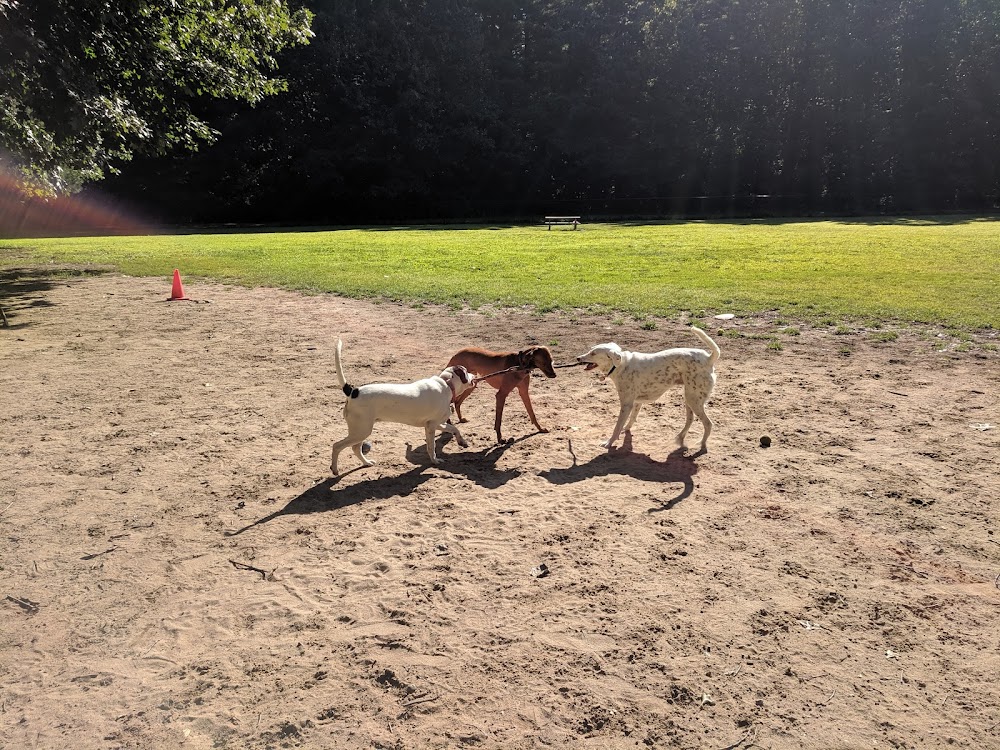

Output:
xmin=759 ymin=435 xmax=772 ymax=448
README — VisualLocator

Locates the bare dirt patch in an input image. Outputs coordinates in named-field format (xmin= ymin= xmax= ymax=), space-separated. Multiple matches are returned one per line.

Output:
xmin=2 ymin=270 xmax=999 ymax=749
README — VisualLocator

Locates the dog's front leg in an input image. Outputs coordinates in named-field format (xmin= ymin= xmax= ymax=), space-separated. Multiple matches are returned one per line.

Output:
xmin=515 ymin=379 xmax=547 ymax=434
xmin=624 ymin=403 xmax=643 ymax=434
xmin=424 ymin=424 xmax=443 ymax=465
xmin=452 ymin=387 xmax=472 ymax=423
xmin=602 ymin=403 xmax=633 ymax=449
xmin=440 ymin=420 xmax=469 ymax=448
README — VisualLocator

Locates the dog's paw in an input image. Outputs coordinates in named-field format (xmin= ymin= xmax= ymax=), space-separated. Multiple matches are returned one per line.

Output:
xmin=457 ymin=439 xmax=469 ymax=448
xmin=431 ymin=458 xmax=444 ymax=465
xmin=537 ymin=427 xmax=549 ymax=434
xmin=600 ymin=439 xmax=614 ymax=449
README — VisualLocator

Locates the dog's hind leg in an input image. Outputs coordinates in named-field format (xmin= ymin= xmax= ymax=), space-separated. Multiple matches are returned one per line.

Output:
xmin=675 ymin=405 xmax=695 ymax=448
xmin=331 ymin=437 xmax=349 ymax=475
xmin=351 ymin=441 xmax=374 ymax=465
xmin=684 ymin=375 xmax=715 ymax=452
xmin=331 ymin=434 xmax=374 ymax=474
xmin=331 ymin=435 xmax=365 ymax=474
xmin=679 ymin=388 xmax=712 ymax=452
xmin=493 ymin=389 xmax=512 ymax=443
xmin=331 ymin=416 xmax=376 ymax=474
xmin=691 ymin=401 xmax=713 ymax=452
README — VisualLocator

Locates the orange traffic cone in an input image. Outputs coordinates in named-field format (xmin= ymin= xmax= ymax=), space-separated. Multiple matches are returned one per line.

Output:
xmin=168 ymin=269 xmax=189 ymax=301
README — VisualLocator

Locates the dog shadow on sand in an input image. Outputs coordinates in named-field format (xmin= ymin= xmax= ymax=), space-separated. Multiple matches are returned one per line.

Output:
xmin=405 ymin=432 xmax=537 ymax=489
xmin=224 ymin=465 xmax=433 ymax=536
xmin=539 ymin=434 xmax=700 ymax=511
xmin=225 ymin=433 xmax=532 ymax=537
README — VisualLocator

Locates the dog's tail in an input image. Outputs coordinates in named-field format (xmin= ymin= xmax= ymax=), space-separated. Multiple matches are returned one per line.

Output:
xmin=335 ymin=338 xmax=360 ymax=399
xmin=690 ymin=326 xmax=721 ymax=365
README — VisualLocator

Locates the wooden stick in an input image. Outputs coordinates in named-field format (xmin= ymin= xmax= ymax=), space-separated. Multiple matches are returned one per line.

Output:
xmin=229 ymin=559 xmax=271 ymax=580
xmin=719 ymin=728 xmax=756 ymax=750
xmin=401 ymin=693 xmax=440 ymax=708
xmin=5 ymin=595 xmax=40 ymax=613
xmin=802 ymin=672 xmax=831 ymax=682
xmin=81 ymin=546 xmax=120 ymax=561
xmin=817 ymin=689 xmax=837 ymax=706
xmin=471 ymin=365 xmax=525 ymax=384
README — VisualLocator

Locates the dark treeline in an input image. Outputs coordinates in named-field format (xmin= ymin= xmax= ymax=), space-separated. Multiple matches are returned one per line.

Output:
xmin=99 ymin=0 xmax=1000 ymax=223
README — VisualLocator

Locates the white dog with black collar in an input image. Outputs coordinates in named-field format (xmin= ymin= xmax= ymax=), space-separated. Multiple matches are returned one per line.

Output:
xmin=331 ymin=339 xmax=474 ymax=474
xmin=575 ymin=327 xmax=720 ymax=454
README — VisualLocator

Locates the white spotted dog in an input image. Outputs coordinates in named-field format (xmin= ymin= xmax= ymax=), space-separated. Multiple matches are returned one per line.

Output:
xmin=331 ymin=339 xmax=475 ymax=474
xmin=575 ymin=327 xmax=721 ymax=454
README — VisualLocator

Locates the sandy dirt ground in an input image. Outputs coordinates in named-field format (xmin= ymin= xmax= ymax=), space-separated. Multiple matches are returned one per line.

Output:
xmin=2 ymin=268 xmax=999 ymax=750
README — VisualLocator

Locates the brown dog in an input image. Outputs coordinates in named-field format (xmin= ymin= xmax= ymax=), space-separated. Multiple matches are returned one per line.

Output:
xmin=447 ymin=346 xmax=557 ymax=443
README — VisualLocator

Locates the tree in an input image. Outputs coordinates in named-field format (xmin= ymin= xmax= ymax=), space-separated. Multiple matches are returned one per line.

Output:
xmin=0 ymin=0 xmax=312 ymax=194
xmin=91 ymin=0 xmax=1000 ymax=221
xmin=120 ymin=0 xmax=510 ymax=223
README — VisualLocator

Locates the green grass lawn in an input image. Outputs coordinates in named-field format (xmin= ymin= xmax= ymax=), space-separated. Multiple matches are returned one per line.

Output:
xmin=2 ymin=217 xmax=998 ymax=328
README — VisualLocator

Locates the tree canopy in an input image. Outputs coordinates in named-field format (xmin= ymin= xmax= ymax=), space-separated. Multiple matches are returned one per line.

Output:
xmin=0 ymin=0 xmax=312 ymax=194
xmin=7 ymin=0 xmax=1000 ymax=219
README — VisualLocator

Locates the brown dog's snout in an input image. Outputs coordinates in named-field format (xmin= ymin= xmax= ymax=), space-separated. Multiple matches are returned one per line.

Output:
xmin=520 ymin=346 xmax=557 ymax=378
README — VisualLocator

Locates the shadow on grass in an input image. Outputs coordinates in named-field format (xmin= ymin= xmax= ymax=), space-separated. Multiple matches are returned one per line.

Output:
xmin=165 ymin=222 xmax=521 ymax=235
xmin=606 ymin=214 xmax=1000 ymax=228
xmin=172 ymin=215 xmax=1000 ymax=236
xmin=23 ymin=213 xmax=998 ymax=239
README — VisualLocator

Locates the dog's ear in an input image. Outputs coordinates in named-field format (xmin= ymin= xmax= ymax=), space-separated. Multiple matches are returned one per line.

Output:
xmin=608 ymin=349 xmax=623 ymax=365
xmin=456 ymin=366 xmax=471 ymax=384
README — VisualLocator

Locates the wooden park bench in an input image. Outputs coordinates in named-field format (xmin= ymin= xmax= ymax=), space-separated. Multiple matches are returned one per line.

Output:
xmin=543 ymin=215 xmax=581 ymax=230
